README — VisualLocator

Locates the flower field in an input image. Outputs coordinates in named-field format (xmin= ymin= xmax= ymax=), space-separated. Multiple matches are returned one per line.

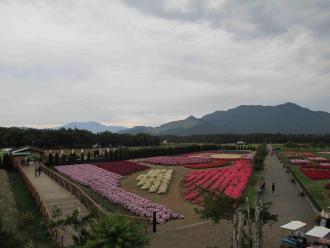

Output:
xmin=290 ymin=159 xmax=311 ymax=165
xmin=307 ymin=157 xmax=328 ymax=162
xmin=184 ymin=159 xmax=229 ymax=169
xmin=184 ymin=160 xmax=253 ymax=204
xmin=142 ymin=156 xmax=211 ymax=165
xmin=92 ymin=161 xmax=148 ymax=175
xmin=136 ymin=169 xmax=173 ymax=194
xmin=55 ymin=164 xmax=183 ymax=223
xmin=301 ymin=167 xmax=330 ymax=180
xmin=284 ymin=151 xmax=315 ymax=158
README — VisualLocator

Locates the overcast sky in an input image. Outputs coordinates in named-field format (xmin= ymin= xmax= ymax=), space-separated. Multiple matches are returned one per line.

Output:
xmin=1 ymin=0 xmax=329 ymax=128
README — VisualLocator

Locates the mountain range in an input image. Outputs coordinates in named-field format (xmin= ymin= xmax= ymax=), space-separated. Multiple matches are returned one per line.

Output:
xmin=119 ymin=103 xmax=330 ymax=135
xmin=59 ymin=121 xmax=127 ymax=133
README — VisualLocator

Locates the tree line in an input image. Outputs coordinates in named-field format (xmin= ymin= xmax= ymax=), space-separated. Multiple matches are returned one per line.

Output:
xmin=46 ymin=144 xmax=222 ymax=166
xmin=161 ymin=133 xmax=330 ymax=144
xmin=1 ymin=127 xmax=329 ymax=150
xmin=0 ymin=127 xmax=160 ymax=148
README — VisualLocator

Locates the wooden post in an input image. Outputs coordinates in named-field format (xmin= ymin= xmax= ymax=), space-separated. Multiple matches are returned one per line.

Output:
xmin=253 ymin=201 xmax=263 ymax=248
xmin=152 ymin=211 xmax=157 ymax=233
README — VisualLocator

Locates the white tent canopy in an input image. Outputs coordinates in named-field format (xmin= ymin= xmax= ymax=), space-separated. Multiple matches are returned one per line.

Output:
xmin=306 ymin=226 xmax=330 ymax=238
xmin=280 ymin=221 xmax=307 ymax=231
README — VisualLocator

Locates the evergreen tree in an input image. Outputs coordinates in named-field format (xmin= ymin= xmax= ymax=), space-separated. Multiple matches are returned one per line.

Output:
xmin=61 ymin=154 xmax=67 ymax=164
xmin=104 ymin=150 xmax=109 ymax=161
xmin=2 ymin=153 xmax=12 ymax=170
xmin=54 ymin=153 xmax=60 ymax=165
xmin=48 ymin=153 xmax=54 ymax=166
xmin=72 ymin=153 xmax=77 ymax=163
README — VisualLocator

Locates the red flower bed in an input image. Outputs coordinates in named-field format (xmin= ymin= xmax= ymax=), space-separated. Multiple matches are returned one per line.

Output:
xmin=184 ymin=160 xmax=253 ymax=204
xmin=92 ymin=161 xmax=148 ymax=175
xmin=301 ymin=167 xmax=330 ymax=180
xmin=184 ymin=159 xmax=230 ymax=169
xmin=302 ymin=165 xmax=330 ymax=170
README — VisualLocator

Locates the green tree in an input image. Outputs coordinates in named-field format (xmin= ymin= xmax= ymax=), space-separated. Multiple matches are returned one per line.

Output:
xmin=54 ymin=153 xmax=60 ymax=165
xmin=48 ymin=153 xmax=54 ymax=166
xmin=81 ymin=214 xmax=149 ymax=248
xmin=2 ymin=153 xmax=12 ymax=170
xmin=195 ymin=191 xmax=235 ymax=223
xmin=61 ymin=153 xmax=67 ymax=164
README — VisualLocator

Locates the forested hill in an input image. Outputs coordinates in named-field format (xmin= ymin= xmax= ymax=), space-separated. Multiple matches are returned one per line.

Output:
xmin=121 ymin=103 xmax=330 ymax=135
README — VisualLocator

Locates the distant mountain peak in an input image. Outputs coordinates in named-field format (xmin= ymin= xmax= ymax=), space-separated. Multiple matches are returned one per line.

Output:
xmin=121 ymin=102 xmax=330 ymax=135
xmin=59 ymin=121 xmax=127 ymax=133
xmin=186 ymin=115 xmax=197 ymax=121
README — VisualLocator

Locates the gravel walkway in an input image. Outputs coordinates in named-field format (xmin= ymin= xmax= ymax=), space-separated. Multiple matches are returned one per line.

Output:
xmin=261 ymin=145 xmax=316 ymax=248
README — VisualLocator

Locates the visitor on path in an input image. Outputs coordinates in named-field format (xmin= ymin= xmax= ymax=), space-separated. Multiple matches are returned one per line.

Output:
xmin=37 ymin=166 xmax=42 ymax=176
xmin=272 ymin=182 xmax=275 ymax=194
xmin=260 ymin=181 xmax=266 ymax=192
xmin=34 ymin=166 xmax=38 ymax=177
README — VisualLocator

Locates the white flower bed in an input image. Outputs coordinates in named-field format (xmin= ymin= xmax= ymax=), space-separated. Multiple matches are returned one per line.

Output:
xmin=136 ymin=169 xmax=173 ymax=194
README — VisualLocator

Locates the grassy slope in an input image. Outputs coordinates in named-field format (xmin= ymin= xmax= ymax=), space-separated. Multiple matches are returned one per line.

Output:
xmin=245 ymin=170 xmax=263 ymax=207
xmin=277 ymin=147 xmax=330 ymax=210
xmin=8 ymin=171 xmax=58 ymax=247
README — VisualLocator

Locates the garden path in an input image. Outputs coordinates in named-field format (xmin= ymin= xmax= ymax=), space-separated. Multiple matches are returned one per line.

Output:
xmin=20 ymin=164 xmax=89 ymax=247
xmin=260 ymin=145 xmax=316 ymax=248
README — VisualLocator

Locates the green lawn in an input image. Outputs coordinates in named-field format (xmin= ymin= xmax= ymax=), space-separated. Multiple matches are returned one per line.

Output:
xmin=290 ymin=166 xmax=330 ymax=209
xmin=245 ymin=170 xmax=263 ymax=207
xmin=8 ymin=171 xmax=58 ymax=247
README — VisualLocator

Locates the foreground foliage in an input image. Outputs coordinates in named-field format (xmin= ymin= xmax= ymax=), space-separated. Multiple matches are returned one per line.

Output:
xmin=81 ymin=214 xmax=149 ymax=248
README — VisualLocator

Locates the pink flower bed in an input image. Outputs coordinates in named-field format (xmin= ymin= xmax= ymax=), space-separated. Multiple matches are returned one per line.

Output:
xmin=91 ymin=161 xmax=148 ymax=175
xmin=55 ymin=164 xmax=183 ymax=223
xmin=290 ymin=159 xmax=310 ymax=165
xmin=184 ymin=160 xmax=253 ymax=205
xmin=321 ymin=163 xmax=330 ymax=166
xmin=142 ymin=156 xmax=211 ymax=165
xmin=307 ymin=157 xmax=327 ymax=161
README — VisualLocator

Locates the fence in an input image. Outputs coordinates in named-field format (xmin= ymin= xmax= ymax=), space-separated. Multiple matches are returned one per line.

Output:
xmin=16 ymin=161 xmax=66 ymax=246
xmin=41 ymin=164 xmax=150 ymax=232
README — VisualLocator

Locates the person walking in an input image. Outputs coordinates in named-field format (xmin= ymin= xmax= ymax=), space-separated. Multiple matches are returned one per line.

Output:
xmin=37 ymin=166 xmax=42 ymax=177
xmin=272 ymin=182 xmax=275 ymax=194
xmin=34 ymin=166 xmax=38 ymax=177
xmin=260 ymin=181 xmax=266 ymax=192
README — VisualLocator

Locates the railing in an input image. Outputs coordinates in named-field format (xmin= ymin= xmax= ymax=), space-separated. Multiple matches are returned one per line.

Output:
xmin=40 ymin=164 xmax=150 ymax=231
xmin=16 ymin=161 xmax=66 ymax=246
xmin=16 ymin=159 xmax=150 ymax=245
xmin=40 ymin=164 xmax=105 ymax=217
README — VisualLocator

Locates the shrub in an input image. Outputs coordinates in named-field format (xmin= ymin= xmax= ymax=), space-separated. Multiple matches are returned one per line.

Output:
xmin=82 ymin=214 xmax=149 ymax=248
xmin=2 ymin=154 xmax=13 ymax=170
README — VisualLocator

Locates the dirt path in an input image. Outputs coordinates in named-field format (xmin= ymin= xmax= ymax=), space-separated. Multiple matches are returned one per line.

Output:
xmin=260 ymin=145 xmax=316 ymax=248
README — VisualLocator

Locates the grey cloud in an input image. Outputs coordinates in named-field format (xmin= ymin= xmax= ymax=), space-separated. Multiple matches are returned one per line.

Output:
xmin=0 ymin=0 xmax=329 ymax=127
xmin=124 ymin=0 xmax=330 ymax=39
